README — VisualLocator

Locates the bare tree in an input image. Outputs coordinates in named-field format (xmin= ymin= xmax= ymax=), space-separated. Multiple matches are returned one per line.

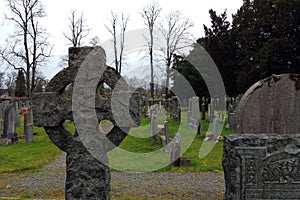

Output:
xmin=63 ymin=10 xmax=90 ymax=47
xmin=0 ymin=71 xmax=5 ymax=89
xmin=105 ymin=11 xmax=129 ymax=73
xmin=0 ymin=0 xmax=51 ymax=98
xmin=5 ymin=71 xmax=17 ymax=96
xmin=159 ymin=11 xmax=193 ymax=95
xmin=141 ymin=2 xmax=161 ymax=98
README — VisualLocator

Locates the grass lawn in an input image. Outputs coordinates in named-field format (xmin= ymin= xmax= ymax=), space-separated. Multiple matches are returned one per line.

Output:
xmin=0 ymin=114 xmax=62 ymax=174
xmin=109 ymin=109 xmax=233 ymax=172
xmin=0 ymin=109 xmax=233 ymax=174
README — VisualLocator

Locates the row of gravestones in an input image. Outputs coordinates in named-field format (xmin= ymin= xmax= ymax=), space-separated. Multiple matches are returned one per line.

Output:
xmin=142 ymin=97 xmax=181 ymax=123
xmin=187 ymin=96 xmax=227 ymax=141
xmin=0 ymin=100 xmax=33 ymax=145
xmin=149 ymin=106 xmax=188 ymax=167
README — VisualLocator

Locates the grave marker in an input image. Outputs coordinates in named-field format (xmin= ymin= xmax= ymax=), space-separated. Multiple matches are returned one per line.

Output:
xmin=1 ymin=103 xmax=18 ymax=144
xmin=170 ymin=132 xmax=181 ymax=166
xmin=32 ymin=47 xmax=141 ymax=199
xmin=223 ymin=74 xmax=300 ymax=200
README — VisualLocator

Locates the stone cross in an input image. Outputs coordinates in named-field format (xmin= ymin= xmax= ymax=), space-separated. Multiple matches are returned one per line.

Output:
xmin=32 ymin=47 xmax=140 ymax=200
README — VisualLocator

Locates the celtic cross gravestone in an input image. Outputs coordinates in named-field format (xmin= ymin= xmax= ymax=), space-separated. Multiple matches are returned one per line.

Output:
xmin=33 ymin=46 xmax=140 ymax=199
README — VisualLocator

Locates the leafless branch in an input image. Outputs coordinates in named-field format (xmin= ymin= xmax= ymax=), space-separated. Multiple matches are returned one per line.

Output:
xmin=63 ymin=10 xmax=90 ymax=47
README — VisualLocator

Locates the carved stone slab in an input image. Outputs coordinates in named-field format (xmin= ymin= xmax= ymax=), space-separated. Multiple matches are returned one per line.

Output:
xmin=223 ymin=133 xmax=300 ymax=200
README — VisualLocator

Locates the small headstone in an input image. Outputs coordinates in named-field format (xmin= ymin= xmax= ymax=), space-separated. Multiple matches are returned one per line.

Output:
xmin=170 ymin=132 xmax=181 ymax=166
xmin=25 ymin=124 xmax=33 ymax=143
xmin=207 ymin=104 xmax=212 ymax=123
xmin=201 ymin=102 xmax=205 ymax=120
xmin=0 ymin=138 xmax=12 ymax=146
xmin=179 ymin=157 xmax=191 ymax=167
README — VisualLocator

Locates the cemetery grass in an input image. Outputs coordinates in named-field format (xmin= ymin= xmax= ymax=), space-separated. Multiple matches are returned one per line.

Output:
xmin=109 ymin=111 xmax=234 ymax=172
xmin=0 ymin=111 xmax=233 ymax=174
xmin=0 ymin=114 xmax=62 ymax=174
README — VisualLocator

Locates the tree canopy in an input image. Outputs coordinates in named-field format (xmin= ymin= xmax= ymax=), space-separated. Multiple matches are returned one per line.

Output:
xmin=174 ymin=0 xmax=300 ymax=97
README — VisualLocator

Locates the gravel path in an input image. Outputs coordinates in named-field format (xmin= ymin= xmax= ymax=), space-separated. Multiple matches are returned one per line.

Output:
xmin=0 ymin=153 xmax=225 ymax=199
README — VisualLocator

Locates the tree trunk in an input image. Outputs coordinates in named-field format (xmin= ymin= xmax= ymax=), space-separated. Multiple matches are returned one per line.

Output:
xmin=165 ymin=61 xmax=171 ymax=96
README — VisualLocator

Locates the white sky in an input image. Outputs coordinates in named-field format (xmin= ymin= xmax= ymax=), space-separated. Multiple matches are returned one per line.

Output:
xmin=0 ymin=0 xmax=243 ymax=80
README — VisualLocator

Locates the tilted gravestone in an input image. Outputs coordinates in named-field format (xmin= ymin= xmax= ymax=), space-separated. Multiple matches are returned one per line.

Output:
xmin=32 ymin=47 xmax=140 ymax=200
xmin=223 ymin=74 xmax=300 ymax=200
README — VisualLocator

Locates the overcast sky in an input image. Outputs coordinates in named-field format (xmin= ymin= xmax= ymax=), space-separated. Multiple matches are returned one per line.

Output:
xmin=0 ymin=0 xmax=243 ymax=79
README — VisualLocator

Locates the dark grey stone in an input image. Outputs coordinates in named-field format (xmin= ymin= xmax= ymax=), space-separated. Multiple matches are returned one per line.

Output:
xmin=171 ymin=96 xmax=180 ymax=123
xmin=223 ymin=74 xmax=300 ymax=200
xmin=1 ymin=103 xmax=18 ymax=144
xmin=25 ymin=124 xmax=33 ymax=143
xmin=223 ymin=133 xmax=300 ymax=200
xmin=236 ymin=74 xmax=300 ymax=134
xmin=32 ymin=46 xmax=141 ymax=200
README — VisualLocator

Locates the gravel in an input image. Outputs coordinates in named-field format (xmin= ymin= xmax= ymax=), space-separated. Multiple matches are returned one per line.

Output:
xmin=0 ymin=153 xmax=225 ymax=199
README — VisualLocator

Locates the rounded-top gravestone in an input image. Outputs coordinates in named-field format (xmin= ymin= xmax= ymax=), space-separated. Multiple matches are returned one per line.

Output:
xmin=236 ymin=74 xmax=300 ymax=134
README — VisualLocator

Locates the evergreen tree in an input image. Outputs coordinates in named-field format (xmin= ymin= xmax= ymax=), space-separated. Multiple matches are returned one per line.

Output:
xmin=15 ymin=70 xmax=26 ymax=97
xmin=201 ymin=9 xmax=237 ymax=96
xmin=171 ymin=54 xmax=209 ymax=98
xmin=232 ymin=0 xmax=300 ymax=93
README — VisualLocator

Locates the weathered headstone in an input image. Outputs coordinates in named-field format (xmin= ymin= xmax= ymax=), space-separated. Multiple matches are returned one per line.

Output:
xmin=236 ymin=74 xmax=300 ymax=133
xmin=188 ymin=96 xmax=200 ymax=130
xmin=150 ymin=113 xmax=158 ymax=143
xmin=171 ymin=96 xmax=180 ymax=123
xmin=1 ymin=103 xmax=18 ymax=144
xmin=223 ymin=74 xmax=300 ymax=200
xmin=32 ymin=47 xmax=141 ymax=200
xmin=227 ymin=104 xmax=235 ymax=130
xmin=159 ymin=121 xmax=170 ymax=146
xmin=170 ymin=132 xmax=181 ymax=166
xmin=24 ymin=111 xmax=33 ymax=143
xmin=201 ymin=102 xmax=205 ymax=120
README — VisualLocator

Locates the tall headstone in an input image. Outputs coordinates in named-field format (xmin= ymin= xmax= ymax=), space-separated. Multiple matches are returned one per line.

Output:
xmin=201 ymin=102 xmax=205 ymax=120
xmin=171 ymin=96 xmax=179 ymax=122
xmin=227 ymin=104 xmax=235 ymax=130
xmin=223 ymin=74 xmax=300 ymax=200
xmin=188 ymin=97 xmax=200 ymax=129
xmin=150 ymin=113 xmax=158 ymax=143
xmin=24 ymin=111 xmax=33 ymax=143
